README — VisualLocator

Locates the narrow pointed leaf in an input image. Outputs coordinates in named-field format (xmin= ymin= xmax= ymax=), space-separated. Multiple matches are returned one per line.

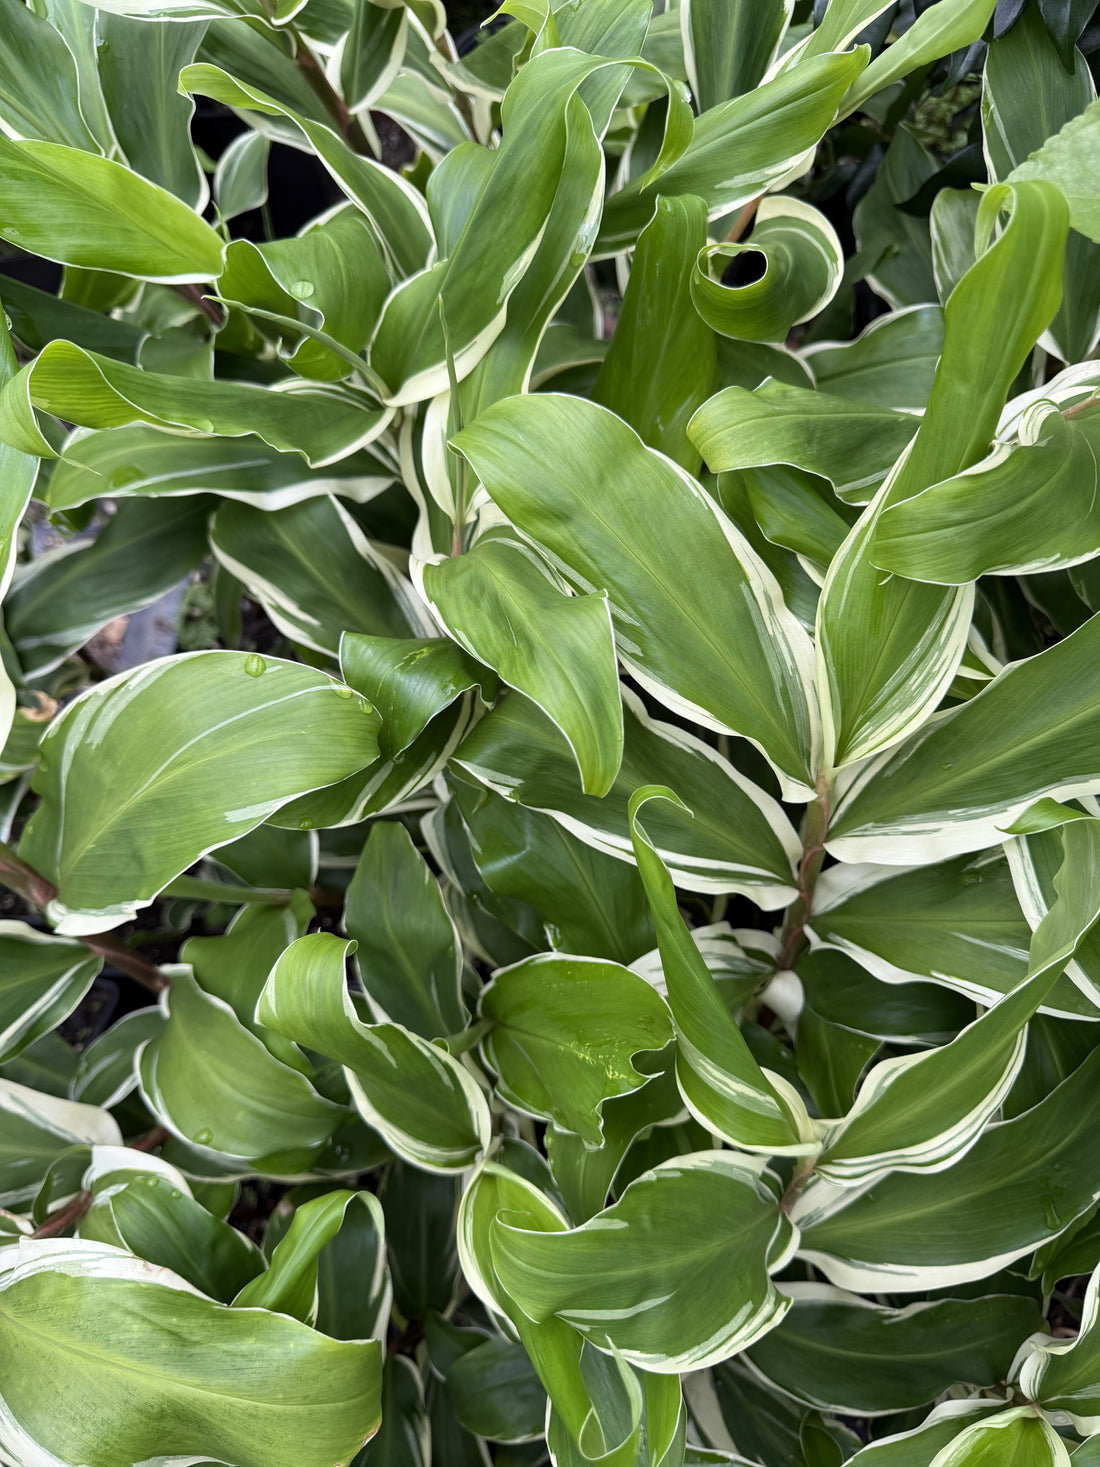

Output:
xmin=258 ymin=932 xmax=490 ymax=1171
xmin=454 ymin=394 xmax=820 ymax=797
xmin=419 ymin=537 xmax=623 ymax=797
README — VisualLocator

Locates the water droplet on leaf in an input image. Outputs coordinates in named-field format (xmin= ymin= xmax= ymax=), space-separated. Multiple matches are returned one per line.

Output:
xmin=290 ymin=279 xmax=315 ymax=300
xmin=333 ymin=685 xmax=353 ymax=700
xmin=193 ymin=1128 xmax=214 ymax=1145
xmin=244 ymin=653 xmax=266 ymax=677
xmin=297 ymin=817 xmax=313 ymax=829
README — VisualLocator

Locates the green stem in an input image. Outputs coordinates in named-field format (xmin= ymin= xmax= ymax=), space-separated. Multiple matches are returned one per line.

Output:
xmin=438 ymin=1018 xmax=492 ymax=1056
xmin=161 ymin=874 xmax=293 ymax=907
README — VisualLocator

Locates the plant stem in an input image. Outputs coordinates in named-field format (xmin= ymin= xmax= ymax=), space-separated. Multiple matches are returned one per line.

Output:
xmin=31 ymin=1191 xmax=91 ymax=1238
xmin=289 ymin=25 xmax=373 ymax=154
xmin=776 ymin=776 xmax=831 ymax=972
xmin=173 ymin=281 xmax=224 ymax=328
xmin=725 ymin=195 xmax=761 ymax=243
xmin=0 ymin=840 xmax=168 ymax=994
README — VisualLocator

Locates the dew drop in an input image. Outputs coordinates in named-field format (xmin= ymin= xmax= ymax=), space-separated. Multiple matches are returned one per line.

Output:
xmin=168 ymin=1189 xmax=182 ymax=1200
xmin=357 ymin=696 xmax=369 ymax=713
xmin=192 ymin=417 xmax=215 ymax=434
xmin=290 ymin=279 xmax=315 ymax=300
xmin=193 ymin=1128 xmax=214 ymax=1145
xmin=333 ymin=685 xmax=353 ymax=700
xmin=244 ymin=653 xmax=266 ymax=677
xmin=939 ymin=762 xmax=954 ymax=770
xmin=297 ymin=817 xmax=313 ymax=830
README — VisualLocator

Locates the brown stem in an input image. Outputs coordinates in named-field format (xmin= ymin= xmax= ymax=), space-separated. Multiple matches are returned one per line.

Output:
xmin=83 ymin=932 xmax=168 ymax=993
xmin=291 ymin=28 xmax=373 ymax=154
xmin=173 ymin=281 xmax=224 ymax=328
xmin=725 ymin=195 xmax=762 ymax=243
xmin=0 ymin=841 xmax=168 ymax=993
xmin=32 ymin=1191 xmax=91 ymax=1238
xmin=130 ymin=1126 xmax=170 ymax=1152
xmin=1062 ymin=392 xmax=1100 ymax=421
xmin=776 ymin=777 xmax=831 ymax=972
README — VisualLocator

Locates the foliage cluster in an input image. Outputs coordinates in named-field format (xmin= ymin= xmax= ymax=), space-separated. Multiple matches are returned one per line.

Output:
xmin=2 ymin=0 xmax=1100 ymax=1463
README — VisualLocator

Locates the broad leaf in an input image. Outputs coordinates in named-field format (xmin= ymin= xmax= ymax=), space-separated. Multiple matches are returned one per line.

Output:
xmin=0 ymin=923 xmax=101 ymax=1066
xmin=492 ymin=1151 xmax=796 ymax=1372
xmin=0 ymin=1080 xmax=120 ymax=1208
xmin=0 ymin=137 xmax=223 ymax=281
xmin=0 ymin=1238 xmax=382 ymax=1467
xmin=418 ymin=536 xmax=623 ymax=797
xmin=1010 ymin=96 xmax=1100 ymax=242
xmin=19 ymin=652 xmax=380 ymax=933
xmin=479 ymin=953 xmax=672 ymax=1144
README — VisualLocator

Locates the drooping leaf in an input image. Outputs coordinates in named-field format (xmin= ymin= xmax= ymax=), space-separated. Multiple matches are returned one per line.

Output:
xmin=0 ymin=923 xmax=102 ymax=1066
xmin=0 ymin=340 xmax=390 ymax=467
xmin=418 ymin=537 xmax=623 ymax=797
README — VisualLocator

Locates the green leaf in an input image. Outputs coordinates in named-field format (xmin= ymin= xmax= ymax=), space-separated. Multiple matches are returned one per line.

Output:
xmin=46 ymin=425 xmax=395 ymax=512
xmin=876 ymin=400 xmax=1100 ymax=581
xmin=598 ymin=49 xmax=869 ymax=251
xmin=344 ymin=819 xmax=466 ymax=1039
xmin=70 ymin=1009 xmax=163 ymax=1109
xmin=591 ymin=193 xmax=718 ymax=470
xmin=5 ymin=496 xmax=210 ymax=678
xmin=340 ymin=0 xmax=408 ymax=113
xmin=0 ymin=136 xmax=223 ymax=281
xmin=180 ymin=63 xmax=434 ymax=279
xmin=210 ymin=495 xmax=418 ymax=657
xmin=796 ymin=1043 xmax=1100 ymax=1289
xmin=1010 ymin=96 xmax=1100 ymax=242
xmin=844 ymin=1402 xmax=1009 ymax=1467
xmin=0 ymin=340 xmax=390 ymax=467
xmin=448 ymin=772 xmax=656 ymax=965
xmin=0 ymin=0 xmax=102 ymax=150
xmin=918 ymin=1409 xmax=1070 ymax=1467
xmin=680 ymin=0 xmax=790 ymax=109
xmin=818 ymin=180 xmax=1070 ymax=768
xmin=139 ymin=968 xmax=345 ymax=1170
xmin=803 ymin=305 xmax=945 ymax=412
xmin=235 ymin=1189 xmax=385 ymax=1326
xmin=358 ymin=1355 xmax=430 ymax=1466
xmin=0 ymin=322 xmax=38 ymax=749
xmin=96 ymin=13 xmax=207 ymax=207
xmin=213 ymin=128 xmax=270 ymax=221
xmin=840 ymin=0 xmax=999 ymax=117
xmin=258 ymin=932 xmax=491 ymax=1171
xmin=690 ymin=198 xmax=843 ymax=344
xmin=0 ymin=922 xmax=101 ymax=1066
xmin=455 ymin=689 xmax=800 ymax=903
xmin=690 ymin=381 xmax=918 ymax=505
xmin=629 ymin=788 xmax=814 ymax=1154
xmin=0 ymin=1238 xmax=382 ymax=1467
xmin=1 ymin=273 xmax=146 ymax=363
xmin=78 ymin=1147 xmax=264 ymax=1302
xmin=0 ymin=1080 xmax=120 ymax=1207
xmin=1019 ymin=1259 xmax=1100 ymax=1431
xmin=419 ymin=537 xmax=623 ymax=798
xmin=746 ymin=1285 xmax=1042 ymax=1415
xmin=807 ymin=851 xmax=1041 ymax=1008
xmin=828 ymin=609 xmax=1100 ymax=863
xmin=372 ymin=48 xmax=620 ymax=404
xmin=492 ymin=1150 xmax=796 ymax=1372
xmin=340 ymin=634 xmax=494 ymax=760
xmin=479 ymin=953 xmax=672 ymax=1144
xmin=453 ymin=394 xmax=820 ymax=798
xmin=19 ymin=652 xmax=380 ymax=933
xmin=442 ymin=1330 xmax=548 ymax=1444
xmin=815 ymin=819 xmax=1100 ymax=1181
